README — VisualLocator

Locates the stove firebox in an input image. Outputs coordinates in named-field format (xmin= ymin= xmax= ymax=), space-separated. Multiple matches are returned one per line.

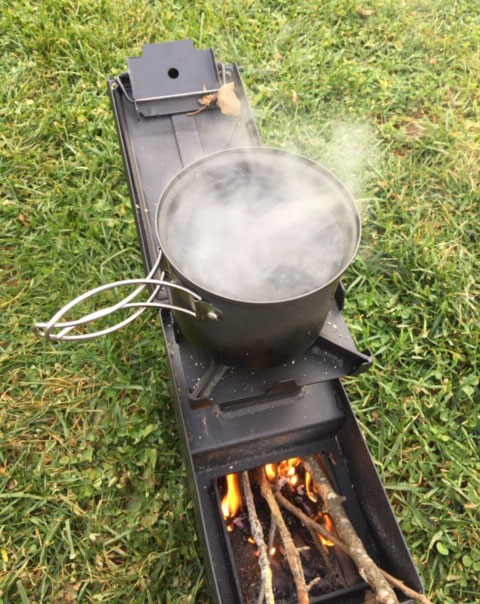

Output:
xmin=108 ymin=40 xmax=423 ymax=603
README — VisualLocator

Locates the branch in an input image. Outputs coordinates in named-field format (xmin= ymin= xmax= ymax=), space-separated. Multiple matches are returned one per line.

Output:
xmin=259 ymin=468 xmax=309 ymax=604
xmin=275 ymin=487 xmax=432 ymax=604
xmin=241 ymin=471 xmax=275 ymax=604
xmin=257 ymin=517 xmax=277 ymax=604
xmin=274 ymin=488 xmax=344 ymax=547
xmin=303 ymin=456 xmax=399 ymax=604
xmin=380 ymin=571 xmax=434 ymax=604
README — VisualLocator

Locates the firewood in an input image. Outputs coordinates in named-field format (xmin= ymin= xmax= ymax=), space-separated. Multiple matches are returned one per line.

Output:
xmin=303 ymin=456 xmax=399 ymax=604
xmin=241 ymin=471 xmax=275 ymax=604
xmin=257 ymin=517 xmax=277 ymax=604
xmin=275 ymin=484 xmax=433 ymax=604
xmin=259 ymin=468 xmax=309 ymax=604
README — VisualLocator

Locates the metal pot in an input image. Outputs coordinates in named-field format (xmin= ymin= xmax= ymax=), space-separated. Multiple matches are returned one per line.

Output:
xmin=155 ymin=147 xmax=361 ymax=369
xmin=35 ymin=147 xmax=360 ymax=368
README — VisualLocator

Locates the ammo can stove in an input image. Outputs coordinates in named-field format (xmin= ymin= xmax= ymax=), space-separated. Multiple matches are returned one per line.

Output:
xmin=108 ymin=41 xmax=423 ymax=604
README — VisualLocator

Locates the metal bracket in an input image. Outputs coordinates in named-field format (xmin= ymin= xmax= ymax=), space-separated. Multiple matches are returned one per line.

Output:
xmin=126 ymin=40 xmax=220 ymax=117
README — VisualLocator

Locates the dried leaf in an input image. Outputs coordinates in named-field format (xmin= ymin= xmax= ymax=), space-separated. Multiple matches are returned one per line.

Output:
xmin=18 ymin=213 xmax=29 ymax=226
xmin=217 ymin=82 xmax=241 ymax=117
xmin=406 ymin=120 xmax=425 ymax=139
xmin=291 ymin=89 xmax=300 ymax=106
xmin=274 ymin=52 xmax=284 ymax=62
xmin=187 ymin=92 xmax=217 ymax=116
xmin=355 ymin=6 xmax=375 ymax=17
xmin=198 ymin=93 xmax=217 ymax=106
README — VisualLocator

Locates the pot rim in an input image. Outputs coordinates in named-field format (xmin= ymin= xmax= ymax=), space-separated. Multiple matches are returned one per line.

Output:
xmin=154 ymin=146 xmax=362 ymax=305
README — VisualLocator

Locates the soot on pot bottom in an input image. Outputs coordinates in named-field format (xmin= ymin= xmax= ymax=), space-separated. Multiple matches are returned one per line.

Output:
xmin=217 ymin=456 xmax=365 ymax=604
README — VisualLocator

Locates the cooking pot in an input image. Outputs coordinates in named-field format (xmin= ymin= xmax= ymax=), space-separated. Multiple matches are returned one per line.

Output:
xmin=35 ymin=147 xmax=360 ymax=370
xmin=154 ymin=147 xmax=361 ymax=368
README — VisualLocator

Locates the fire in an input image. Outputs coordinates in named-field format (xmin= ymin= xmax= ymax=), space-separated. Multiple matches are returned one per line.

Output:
xmin=267 ymin=457 xmax=302 ymax=488
xmin=253 ymin=546 xmax=276 ymax=558
xmin=278 ymin=457 xmax=301 ymax=476
xmin=265 ymin=463 xmax=277 ymax=480
xmin=283 ymin=458 xmax=301 ymax=488
xmin=319 ymin=513 xmax=335 ymax=547
xmin=221 ymin=473 xmax=242 ymax=522
xmin=305 ymin=471 xmax=318 ymax=502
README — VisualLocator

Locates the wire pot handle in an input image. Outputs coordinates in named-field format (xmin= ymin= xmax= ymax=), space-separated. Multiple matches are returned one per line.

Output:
xmin=34 ymin=252 xmax=222 ymax=342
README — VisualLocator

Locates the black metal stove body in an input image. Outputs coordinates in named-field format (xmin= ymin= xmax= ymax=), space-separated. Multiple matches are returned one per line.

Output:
xmin=108 ymin=41 xmax=423 ymax=604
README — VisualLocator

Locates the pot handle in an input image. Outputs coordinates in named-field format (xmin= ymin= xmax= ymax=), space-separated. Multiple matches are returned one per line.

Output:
xmin=34 ymin=253 xmax=222 ymax=342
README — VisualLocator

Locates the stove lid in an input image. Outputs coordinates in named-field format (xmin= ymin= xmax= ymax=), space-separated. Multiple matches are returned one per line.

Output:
xmin=126 ymin=40 xmax=220 ymax=117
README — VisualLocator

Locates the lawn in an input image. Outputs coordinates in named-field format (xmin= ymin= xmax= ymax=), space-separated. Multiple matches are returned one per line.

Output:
xmin=1 ymin=1 xmax=479 ymax=603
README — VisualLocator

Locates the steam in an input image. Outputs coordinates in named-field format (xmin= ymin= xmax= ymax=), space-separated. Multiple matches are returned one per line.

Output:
xmin=282 ymin=121 xmax=379 ymax=208
xmin=322 ymin=122 xmax=378 ymax=199
xmin=158 ymin=149 xmax=360 ymax=302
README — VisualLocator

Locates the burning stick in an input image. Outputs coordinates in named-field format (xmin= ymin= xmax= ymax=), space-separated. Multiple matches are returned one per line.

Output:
xmin=274 ymin=485 xmax=433 ymax=604
xmin=303 ymin=456 xmax=399 ymax=604
xmin=241 ymin=471 xmax=275 ymax=604
xmin=259 ymin=468 xmax=310 ymax=604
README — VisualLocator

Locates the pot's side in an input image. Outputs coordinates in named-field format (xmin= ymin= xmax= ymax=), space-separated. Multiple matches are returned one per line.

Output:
xmin=169 ymin=267 xmax=338 ymax=369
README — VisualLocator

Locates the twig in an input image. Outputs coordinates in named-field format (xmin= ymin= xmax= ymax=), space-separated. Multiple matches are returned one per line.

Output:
xmin=380 ymin=571 xmax=434 ymax=604
xmin=307 ymin=526 xmax=332 ymax=569
xmin=275 ymin=488 xmax=432 ymax=604
xmin=303 ymin=456 xmax=399 ymax=604
xmin=186 ymin=104 xmax=210 ymax=116
xmin=267 ymin=517 xmax=277 ymax=556
xmin=241 ymin=471 xmax=274 ymax=604
xmin=307 ymin=577 xmax=322 ymax=591
xmin=257 ymin=517 xmax=277 ymax=604
xmin=274 ymin=489 xmax=342 ymax=547
xmin=259 ymin=468 xmax=309 ymax=604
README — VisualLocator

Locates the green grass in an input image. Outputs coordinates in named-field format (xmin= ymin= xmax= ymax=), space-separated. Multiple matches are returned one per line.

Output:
xmin=1 ymin=0 xmax=479 ymax=602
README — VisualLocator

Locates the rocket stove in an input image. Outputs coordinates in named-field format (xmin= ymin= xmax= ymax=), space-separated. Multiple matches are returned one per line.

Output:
xmin=71 ymin=40 xmax=426 ymax=603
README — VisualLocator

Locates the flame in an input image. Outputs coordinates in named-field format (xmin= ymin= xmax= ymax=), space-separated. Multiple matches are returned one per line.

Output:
xmin=265 ymin=464 xmax=277 ymax=481
xmin=265 ymin=458 xmax=301 ymax=483
xmin=305 ymin=471 xmax=318 ymax=503
xmin=247 ymin=535 xmax=275 ymax=558
xmin=279 ymin=457 xmax=301 ymax=474
xmin=222 ymin=461 xmax=336 ymax=554
xmin=319 ymin=513 xmax=335 ymax=547
xmin=222 ymin=473 xmax=242 ymax=520
xmin=265 ymin=458 xmax=301 ymax=487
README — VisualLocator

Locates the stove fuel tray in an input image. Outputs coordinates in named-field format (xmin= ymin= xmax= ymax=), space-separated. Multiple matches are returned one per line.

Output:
xmin=108 ymin=40 xmax=423 ymax=604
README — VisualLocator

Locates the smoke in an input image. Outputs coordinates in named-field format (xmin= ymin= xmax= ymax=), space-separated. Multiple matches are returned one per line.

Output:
xmin=158 ymin=149 xmax=360 ymax=302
